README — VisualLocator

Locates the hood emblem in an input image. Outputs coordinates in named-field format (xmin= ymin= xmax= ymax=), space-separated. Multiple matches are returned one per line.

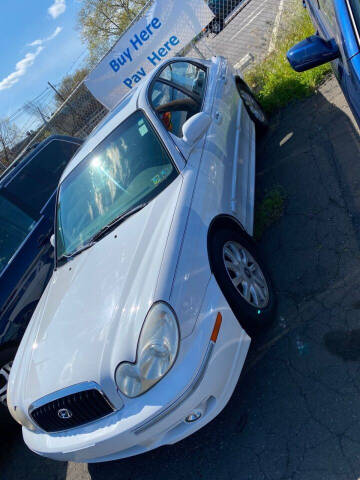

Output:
xmin=58 ymin=408 xmax=73 ymax=419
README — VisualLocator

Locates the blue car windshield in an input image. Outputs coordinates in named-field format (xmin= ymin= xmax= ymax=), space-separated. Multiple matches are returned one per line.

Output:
xmin=56 ymin=111 xmax=178 ymax=260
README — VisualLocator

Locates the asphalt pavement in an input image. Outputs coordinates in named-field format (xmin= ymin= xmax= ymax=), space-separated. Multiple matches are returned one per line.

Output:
xmin=195 ymin=0 xmax=285 ymax=68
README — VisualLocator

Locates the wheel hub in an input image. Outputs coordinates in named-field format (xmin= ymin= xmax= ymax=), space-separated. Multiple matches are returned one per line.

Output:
xmin=240 ymin=91 xmax=266 ymax=123
xmin=223 ymin=241 xmax=269 ymax=309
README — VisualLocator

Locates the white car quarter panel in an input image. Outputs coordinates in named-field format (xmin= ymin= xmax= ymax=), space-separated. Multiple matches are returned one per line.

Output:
xmin=203 ymin=59 xmax=255 ymax=234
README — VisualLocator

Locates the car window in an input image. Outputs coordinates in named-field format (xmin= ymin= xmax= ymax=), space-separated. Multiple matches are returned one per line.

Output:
xmin=0 ymin=194 xmax=36 ymax=272
xmin=159 ymin=62 xmax=206 ymax=100
xmin=348 ymin=0 xmax=360 ymax=34
xmin=56 ymin=111 xmax=178 ymax=260
xmin=151 ymin=81 xmax=201 ymax=137
xmin=5 ymin=140 xmax=80 ymax=216
xmin=318 ymin=0 xmax=337 ymax=31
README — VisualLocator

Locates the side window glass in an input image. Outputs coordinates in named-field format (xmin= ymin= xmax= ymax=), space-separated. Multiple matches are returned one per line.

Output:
xmin=318 ymin=0 xmax=336 ymax=30
xmin=348 ymin=0 xmax=360 ymax=33
xmin=151 ymin=81 xmax=200 ymax=137
xmin=5 ymin=140 xmax=80 ymax=215
xmin=0 ymin=195 xmax=36 ymax=272
xmin=159 ymin=62 xmax=206 ymax=100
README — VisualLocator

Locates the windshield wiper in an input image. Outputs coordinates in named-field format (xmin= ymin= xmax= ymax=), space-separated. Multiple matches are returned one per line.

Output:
xmin=56 ymin=203 xmax=148 ymax=267
xmin=90 ymin=202 xmax=148 ymax=243
xmin=57 ymin=241 xmax=96 ymax=266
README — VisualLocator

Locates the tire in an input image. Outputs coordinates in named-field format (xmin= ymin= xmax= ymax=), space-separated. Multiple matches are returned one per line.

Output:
xmin=237 ymin=83 xmax=269 ymax=135
xmin=0 ymin=346 xmax=17 ymax=426
xmin=210 ymin=17 xmax=224 ymax=34
xmin=209 ymin=228 xmax=276 ymax=337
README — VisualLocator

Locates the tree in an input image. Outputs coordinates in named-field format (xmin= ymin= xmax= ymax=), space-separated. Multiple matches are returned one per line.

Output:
xmin=54 ymin=67 xmax=89 ymax=107
xmin=0 ymin=119 xmax=21 ymax=166
xmin=77 ymin=0 xmax=147 ymax=66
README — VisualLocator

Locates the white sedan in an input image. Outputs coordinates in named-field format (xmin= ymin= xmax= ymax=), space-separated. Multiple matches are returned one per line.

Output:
xmin=8 ymin=56 xmax=275 ymax=463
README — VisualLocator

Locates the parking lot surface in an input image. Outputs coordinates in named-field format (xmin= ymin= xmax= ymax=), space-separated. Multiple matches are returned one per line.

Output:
xmin=196 ymin=0 xmax=284 ymax=67
xmin=3 ymin=75 xmax=360 ymax=480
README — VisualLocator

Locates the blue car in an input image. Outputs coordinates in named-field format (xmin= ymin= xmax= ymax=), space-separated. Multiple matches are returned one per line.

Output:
xmin=0 ymin=135 xmax=81 ymax=422
xmin=287 ymin=0 xmax=360 ymax=127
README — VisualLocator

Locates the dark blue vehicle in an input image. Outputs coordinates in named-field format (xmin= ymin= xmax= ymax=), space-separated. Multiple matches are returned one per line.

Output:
xmin=287 ymin=0 xmax=360 ymax=127
xmin=0 ymin=135 xmax=82 ymax=421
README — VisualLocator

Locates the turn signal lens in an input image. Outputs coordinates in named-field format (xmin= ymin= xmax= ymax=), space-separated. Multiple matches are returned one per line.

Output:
xmin=211 ymin=313 xmax=222 ymax=342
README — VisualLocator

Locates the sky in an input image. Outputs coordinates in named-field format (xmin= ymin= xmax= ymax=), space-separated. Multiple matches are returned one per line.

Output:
xmin=0 ymin=0 xmax=86 ymax=120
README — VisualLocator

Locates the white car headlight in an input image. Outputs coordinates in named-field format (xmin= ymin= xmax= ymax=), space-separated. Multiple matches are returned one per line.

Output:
xmin=115 ymin=302 xmax=179 ymax=398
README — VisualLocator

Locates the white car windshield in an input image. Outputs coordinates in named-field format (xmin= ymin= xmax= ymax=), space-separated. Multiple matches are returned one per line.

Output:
xmin=56 ymin=111 xmax=178 ymax=262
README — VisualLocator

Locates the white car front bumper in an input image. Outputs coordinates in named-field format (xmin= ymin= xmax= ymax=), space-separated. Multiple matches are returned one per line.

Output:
xmin=23 ymin=276 xmax=251 ymax=463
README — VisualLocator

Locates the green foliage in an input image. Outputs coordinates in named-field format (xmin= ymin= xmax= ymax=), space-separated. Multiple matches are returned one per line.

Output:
xmin=254 ymin=186 xmax=286 ymax=239
xmin=245 ymin=2 xmax=331 ymax=113
xmin=77 ymin=0 xmax=147 ymax=66
xmin=55 ymin=68 xmax=89 ymax=106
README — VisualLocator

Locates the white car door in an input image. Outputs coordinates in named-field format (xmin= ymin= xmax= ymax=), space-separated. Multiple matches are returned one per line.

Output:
xmin=200 ymin=57 xmax=255 ymax=235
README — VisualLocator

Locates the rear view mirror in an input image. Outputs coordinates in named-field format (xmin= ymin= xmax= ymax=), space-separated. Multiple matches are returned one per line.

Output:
xmin=182 ymin=112 xmax=211 ymax=146
xmin=287 ymin=35 xmax=339 ymax=72
xmin=50 ymin=234 xmax=55 ymax=248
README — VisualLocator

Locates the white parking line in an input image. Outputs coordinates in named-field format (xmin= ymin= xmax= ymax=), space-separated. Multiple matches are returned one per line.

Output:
xmin=225 ymin=0 xmax=252 ymax=25
xmin=234 ymin=53 xmax=254 ymax=70
xmin=268 ymin=0 xmax=285 ymax=54
xmin=230 ymin=0 xmax=270 ymax=41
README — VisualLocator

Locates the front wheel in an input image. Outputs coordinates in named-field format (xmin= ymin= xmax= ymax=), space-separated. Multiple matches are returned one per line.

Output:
xmin=209 ymin=228 xmax=276 ymax=337
xmin=0 ymin=346 xmax=17 ymax=425
xmin=238 ymin=84 xmax=269 ymax=134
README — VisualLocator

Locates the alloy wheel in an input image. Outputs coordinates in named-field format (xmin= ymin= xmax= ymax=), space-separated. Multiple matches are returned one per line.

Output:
xmin=223 ymin=241 xmax=269 ymax=309
xmin=240 ymin=90 xmax=267 ymax=124
xmin=0 ymin=361 xmax=12 ymax=406
xmin=211 ymin=20 xmax=222 ymax=34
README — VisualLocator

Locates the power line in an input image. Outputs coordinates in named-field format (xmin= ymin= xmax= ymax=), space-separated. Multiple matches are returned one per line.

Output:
xmin=2 ymin=46 xmax=89 ymax=141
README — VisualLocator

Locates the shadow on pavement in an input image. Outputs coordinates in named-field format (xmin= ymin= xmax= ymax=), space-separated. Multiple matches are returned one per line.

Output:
xmin=4 ymin=78 xmax=360 ymax=480
xmin=0 ymin=424 xmax=68 ymax=479
xmin=324 ymin=329 xmax=360 ymax=361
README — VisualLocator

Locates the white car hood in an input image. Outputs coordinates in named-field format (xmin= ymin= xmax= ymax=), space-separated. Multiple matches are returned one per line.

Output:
xmin=11 ymin=177 xmax=183 ymax=408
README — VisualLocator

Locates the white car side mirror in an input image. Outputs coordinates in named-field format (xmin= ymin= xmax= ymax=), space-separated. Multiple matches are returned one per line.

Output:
xmin=182 ymin=112 xmax=211 ymax=146
xmin=50 ymin=234 xmax=55 ymax=248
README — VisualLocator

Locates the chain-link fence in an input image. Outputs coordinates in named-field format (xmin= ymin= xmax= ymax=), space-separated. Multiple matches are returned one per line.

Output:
xmin=9 ymin=0 xmax=285 ymax=164
xmin=22 ymin=82 xmax=108 ymax=147
xmin=14 ymin=0 xmax=158 ymax=157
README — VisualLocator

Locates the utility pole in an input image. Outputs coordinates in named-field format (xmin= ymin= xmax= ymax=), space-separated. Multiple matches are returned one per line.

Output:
xmin=37 ymin=106 xmax=50 ymax=127
xmin=48 ymin=81 xmax=66 ymax=103
xmin=48 ymin=80 xmax=88 ymax=126
xmin=35 ymin=106 xmax=56 ymax=134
